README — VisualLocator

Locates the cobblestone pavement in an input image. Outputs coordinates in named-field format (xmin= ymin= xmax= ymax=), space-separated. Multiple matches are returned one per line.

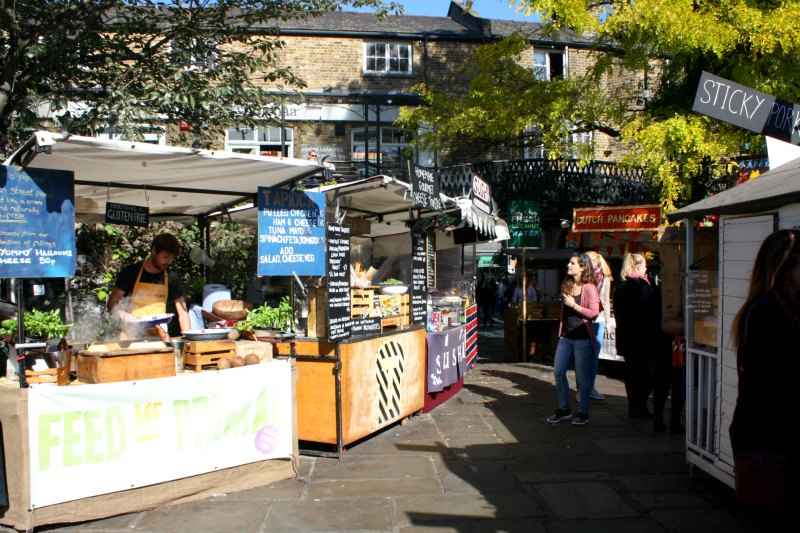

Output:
xmin=11 ymin=327 xmax=752 ymax=532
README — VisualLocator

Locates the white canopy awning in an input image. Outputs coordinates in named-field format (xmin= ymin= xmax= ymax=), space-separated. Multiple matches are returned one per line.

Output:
xmin=3 ymin=131 xmax=322 ymax=221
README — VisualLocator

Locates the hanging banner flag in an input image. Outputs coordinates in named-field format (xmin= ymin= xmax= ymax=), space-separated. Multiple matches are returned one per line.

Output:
xmin=470 ymin=174 xmax=492 ymax=214
xmin=692 ymin=71 xmax=800 ymax=145
xmin=257 ymin=188 xmax=326 ymax=276
xmin=572 ymin=205 xmax=661 ymax=232
xmin=105 ymin=202 xmax=149 ymax=227
xmin=0 ymin=166 xmax=76 ymax=279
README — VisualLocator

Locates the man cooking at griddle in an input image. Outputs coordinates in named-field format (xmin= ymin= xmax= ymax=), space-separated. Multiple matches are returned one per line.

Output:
xmin=107 ymin=233 xmax=191 ymax=340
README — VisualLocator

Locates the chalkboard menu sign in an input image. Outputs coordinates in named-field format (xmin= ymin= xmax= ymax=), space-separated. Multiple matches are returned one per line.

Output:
xmin=105 ymin=202 xmax=149 ymax=227
xmin=326 ymin=224 xmax=352 ymax=341
xmin=411 ymin=231 xmax=428 ymax=325
xmin=351 ymin=316 xmax=382 ymax=336
xmin=411 ymin=165 xmax=442 ymax=210
xmin=0 ymin=166 xmax=76 ymax=279
xmin=257 ymin=187 xmax=326 ymax=276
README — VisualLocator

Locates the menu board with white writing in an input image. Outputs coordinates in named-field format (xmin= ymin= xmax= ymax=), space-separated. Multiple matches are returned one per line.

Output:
xmin=257 ymin=188 xmax=326 ymax=277
xmin=411 ymin=165 xmax=442 ymax=210
xmin=0 ymin=166 xmax=75 ymax=278
xmin=326 ymin=224 xmax=351 ymax=341
xmin=411 ymin=231 xmax=428 ymax=325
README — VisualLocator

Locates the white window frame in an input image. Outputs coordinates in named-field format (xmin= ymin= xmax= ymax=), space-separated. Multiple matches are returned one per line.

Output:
xmin=533 ymin=49 xmax=566 ymax=81
xmin=225 ymin=125 xmax=294 ymax=157
xmin=363 ymin=42 xmax=413 ymax=75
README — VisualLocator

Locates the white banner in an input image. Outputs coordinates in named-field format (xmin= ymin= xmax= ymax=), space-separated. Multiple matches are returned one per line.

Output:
xmin=28 ymin=360 xmax=294 ymax=508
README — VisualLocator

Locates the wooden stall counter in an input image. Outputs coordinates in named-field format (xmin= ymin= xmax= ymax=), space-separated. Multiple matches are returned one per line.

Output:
xmin=274 ymin=326 xmax=426 ymax=446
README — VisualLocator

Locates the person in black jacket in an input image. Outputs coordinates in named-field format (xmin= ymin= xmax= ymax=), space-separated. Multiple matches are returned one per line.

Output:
xmin=613 ymin=252 xmax=662 ymax=420
xmin=730 ymin=229 xmax=799 ymax=514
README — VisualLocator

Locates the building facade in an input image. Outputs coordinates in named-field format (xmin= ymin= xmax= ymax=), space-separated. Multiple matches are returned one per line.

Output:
xmin=170 ymin=2 xmax=649 ymax=175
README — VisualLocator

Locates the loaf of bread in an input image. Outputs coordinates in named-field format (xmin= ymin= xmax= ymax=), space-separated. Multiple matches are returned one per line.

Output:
xmin=212 ymin=299 xmax=250 ymax=320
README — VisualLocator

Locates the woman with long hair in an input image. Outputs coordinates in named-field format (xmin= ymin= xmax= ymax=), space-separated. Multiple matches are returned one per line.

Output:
xmin=585 ymin=251 xmax=612 ymax=401
xmin=546 ymin=253 xmax=600 ymax=426
xmin=729 ymin=229 xmax=800 ymax=512
xmin=614 ymin=252 xmax=662 ymax=420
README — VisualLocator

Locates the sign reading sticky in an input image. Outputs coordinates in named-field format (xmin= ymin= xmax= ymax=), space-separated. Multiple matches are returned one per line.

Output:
xmin=572 ymin=205 xmax=661 ymax=233
xmin=0 ymin=166 xmax=76 ymax=278
xmin=471 ymin=175 xmax=492 ymax=214
xmin=692 ymin=71 xmax=800 ymax=145
xmin=257 ymin=188 xmax=326 ymax=276
xmin=27 ymin=361 xmax=294 ymax=508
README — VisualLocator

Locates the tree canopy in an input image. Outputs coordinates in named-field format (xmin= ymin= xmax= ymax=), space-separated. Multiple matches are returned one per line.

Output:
xmin=400 ymin=0 xmax=800 ymax=210
xmin=0 ymin=0 xmax=397 ymax=153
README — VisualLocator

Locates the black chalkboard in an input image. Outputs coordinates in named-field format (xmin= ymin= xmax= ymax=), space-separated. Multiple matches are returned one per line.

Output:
xmin=326 ymin=224 xmax=351 ymax=341
xmin=105 ymin=202 xmax=149 ymax=227
xmin=411 ymin=231 xmax=427 ymax=325
xmin=411 ymin=165 xmax=442 ymax=210
xmin=351 ymin=316 xmax=382 ymax=336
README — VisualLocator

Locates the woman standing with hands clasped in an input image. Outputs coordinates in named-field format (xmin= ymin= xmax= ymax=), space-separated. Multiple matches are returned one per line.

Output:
xmin=546 ymin=253 xmax=600 ymax=426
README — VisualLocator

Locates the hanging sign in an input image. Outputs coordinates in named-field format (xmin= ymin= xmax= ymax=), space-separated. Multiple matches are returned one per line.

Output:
xmin=470 ymin=174 xmax=492 ymax=214
xmin=411 ymin=231 xmax=427 ymax=325
xmin=411 ymin=165 xmax=442 ymax=210
xmin=257 ymin=188 xmax=326 ymax=276
xmin=0 ymin=166 xmax=76 ymax=279
xmin=426 ymin=325 xmax=466 ymax=393
xmin=509 ymin=200 xmax=542 ymax=247
xmin=105 ymin=202 xmax=149 ymax=227
xmin=572 ymin=205 xmax=661 ymax=233
xmin=326 ymin=223 xmax=351 ymax=341
xmin=692 ymin=71 xmax=800 ymax=145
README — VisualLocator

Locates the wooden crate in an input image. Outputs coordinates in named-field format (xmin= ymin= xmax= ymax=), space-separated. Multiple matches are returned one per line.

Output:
xmin=351 ymin=288 xmax=377 ymax=318
xmin=183 ymin=340 xmax=236 ymax=371
xmin=381 ymin=294 xmax=410 ymax=329
xmin=77 ymin=348 xmax=176 ymax=383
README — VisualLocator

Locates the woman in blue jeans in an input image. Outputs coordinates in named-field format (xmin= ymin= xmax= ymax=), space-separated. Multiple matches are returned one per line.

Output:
xmin=546 ymin=253 xmax=600 ymax=426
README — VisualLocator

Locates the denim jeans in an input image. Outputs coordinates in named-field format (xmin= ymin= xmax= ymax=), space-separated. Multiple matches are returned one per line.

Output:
xmin=554 ymin=336 xmax=595 ymax=415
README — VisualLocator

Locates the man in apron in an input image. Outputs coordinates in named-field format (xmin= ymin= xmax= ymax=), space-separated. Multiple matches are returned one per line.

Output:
xmin=107 ymin=233 xmax=191 ymax=340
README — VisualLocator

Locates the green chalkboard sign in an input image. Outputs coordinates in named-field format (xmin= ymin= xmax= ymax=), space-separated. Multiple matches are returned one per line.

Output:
xmin=509 ymin=200 xmax=542 ymax=248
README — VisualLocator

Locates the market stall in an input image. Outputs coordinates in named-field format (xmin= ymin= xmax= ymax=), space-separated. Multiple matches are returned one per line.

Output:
xmin=667 ymin=156 xmax=800 ymax=489
xmin=1 ymin=132 xmax=318 ymax=530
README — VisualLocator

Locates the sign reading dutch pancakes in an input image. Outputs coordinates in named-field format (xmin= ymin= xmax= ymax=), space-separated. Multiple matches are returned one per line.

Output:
xmin=572 ymin=205 xmax=661 ymax=233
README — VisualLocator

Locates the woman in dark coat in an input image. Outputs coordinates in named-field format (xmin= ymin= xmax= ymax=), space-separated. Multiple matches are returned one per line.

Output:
xmin=730 ymin=229 xmax=799 ymax=514
xmin=613 ymin=252 xmax=662 ymax=420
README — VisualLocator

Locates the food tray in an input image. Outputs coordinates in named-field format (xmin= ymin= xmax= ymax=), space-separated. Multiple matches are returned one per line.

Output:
xmin=183 ymin=328 xmax=232 ymax=341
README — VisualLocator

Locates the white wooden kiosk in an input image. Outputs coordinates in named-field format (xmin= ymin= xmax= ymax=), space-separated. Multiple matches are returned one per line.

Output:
xmin=1 ymin=132 xmax=321 ymax=531
xmin=668 ymin=157 xmax=800 ymax=488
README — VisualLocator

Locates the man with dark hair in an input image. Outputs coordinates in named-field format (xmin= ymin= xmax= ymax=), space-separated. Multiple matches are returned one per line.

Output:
xmin=108 ymin=233 xmax=191 ymax=338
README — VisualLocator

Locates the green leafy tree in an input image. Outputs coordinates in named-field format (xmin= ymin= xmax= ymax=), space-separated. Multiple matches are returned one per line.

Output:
xmin=0 ymin=0 xmax=399 ymax=152
xmin=402 ymin=0 xmax=799 ymax=210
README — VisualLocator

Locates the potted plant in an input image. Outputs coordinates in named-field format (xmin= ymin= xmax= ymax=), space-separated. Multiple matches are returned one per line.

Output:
xmin=0 ymin=309 xmax=71 ymax=348
xmin=235 ymin=297 xmax=293 ymax=339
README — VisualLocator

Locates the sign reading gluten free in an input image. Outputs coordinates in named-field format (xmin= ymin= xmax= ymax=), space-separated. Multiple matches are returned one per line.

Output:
xmin=0 ymin=166 xmax=76 ymax=278
xmin=105 ymin=202 xmax=149 ymax=227
xmin=692 ymin=71 xmax=800 ymax=145
xmin=257 ymin=187 xmax=326 ymax=276
xmin=572 ymin=205 xmax=661 ymax=233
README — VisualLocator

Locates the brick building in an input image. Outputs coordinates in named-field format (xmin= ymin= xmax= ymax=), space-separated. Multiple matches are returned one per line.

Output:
xmin=181 ymin=2 xmax=649 ymax=175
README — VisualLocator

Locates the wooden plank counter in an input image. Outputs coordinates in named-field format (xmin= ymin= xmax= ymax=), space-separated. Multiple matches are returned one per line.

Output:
xmin=274 ymin=327 xmax=426 ymax=445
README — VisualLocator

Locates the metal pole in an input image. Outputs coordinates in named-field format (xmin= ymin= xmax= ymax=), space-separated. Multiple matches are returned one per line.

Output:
xmin=363 ymin=103 xmax=369 ymax=177
xmin=522 ymin=248 xmax=527 ymax=362
xmin=334 ymin=345 xmax=344 ymax=461
xmin=280 ymin=100 xmax=286 ymax=158
xmin=15 ymin=280 xmax=28 ymax=388
xmin=375 ymin=104 xmax=381 ymax=176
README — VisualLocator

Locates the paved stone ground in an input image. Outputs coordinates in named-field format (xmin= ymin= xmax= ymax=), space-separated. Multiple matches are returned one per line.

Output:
xmin=15 ymin=324 xmax=755 ymax=533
